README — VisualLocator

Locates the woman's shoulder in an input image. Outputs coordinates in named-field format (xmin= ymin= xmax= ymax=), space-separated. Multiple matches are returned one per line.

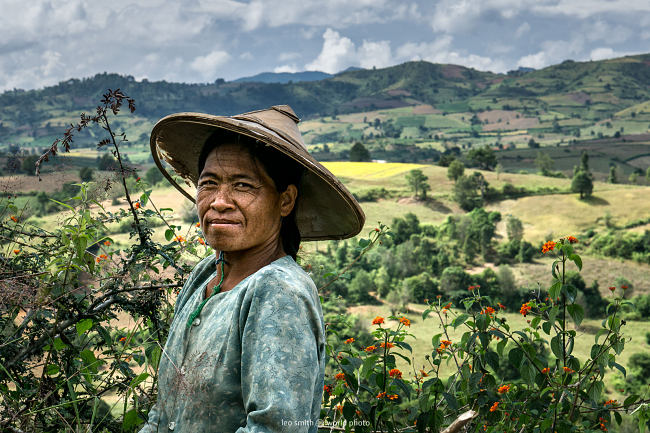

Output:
xmin=247 ymin=256 xmax=317 ymax=299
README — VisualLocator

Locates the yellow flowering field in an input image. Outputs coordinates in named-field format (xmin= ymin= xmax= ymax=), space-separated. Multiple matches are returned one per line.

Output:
xmin=322 ymin=161 xmax=427 ymax=180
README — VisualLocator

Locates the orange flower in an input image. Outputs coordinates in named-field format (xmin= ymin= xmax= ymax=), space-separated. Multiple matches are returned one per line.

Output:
xmin=376 ymin=392 xmax=387 ymax=399
xmin=442 ymin=302 xmax=452 ymax=310
xmin=399 ymin=317 xmax=410 ymax=327
xmin=335 ymin=404 xmax=343 ymax=414
xmin=334 ymin=372 xmax=345 ymax=380
xmin=566 ymin=236 xmax=578 ymax=244
xmin=13 ymin=249 xmax=20 ymax=254
xmin=134 ymin=202 xmax=141 ymax=209
xmin=103 ymin=240 xmax=111 ymax=246
xmin=323 ymin=384 xmax=332 ymax=395
xmin=136 ymin=177 xmax=141 ymax=182
xmin=489 ymin=402 xmax=499 ymax=412
xmin=441 ymin=340 xmax=452 ymax=347
xmin=520 ymin=303 xmax=532 ymax=317
xmin=380 ymin=341 xmax=394 ymax=349
xmin=604 ymin=399 xmax=618 ymax=406
xmin=372 ymin=316 xmax=384 ymax=325
xmin=388 ymin=394 xmax=398 ymax=400
xmin=96 ymin=254 xmax=108 ymax=263
xmin=621 ymin=285 xmax=628 ymax=290
xmin=198 ymin=238 xmax=205 ymax=245
xmin=542 ymin=240 xmax=556 ymax=254
xmin=10 ymin=216 xmax=17 ymax=222
xmin=481 ymin=306 xmax=495 ymax=316
xmin=365 ymin=345 xmax=376 ymax=352
xmin=175 ymin=235 xmax=186 ymax=243
xmin=119 ymin=337 xmax=126 ymax=342
xmin=374 ymin=228 xmax=380 ymax=232
xmin=608 ymin=286 xmax=615 ymax=292
xmin=497 ymin=384 xmax=511 ymax=394
xmin=389 ymin=368 xmax=402 ymax=379
xmin=468 ymin=285 xmax=476 ymax=291
xmin=419 ymin=369 xmax=429 ymax=377
xmin=195 ymin=222 xmax=201 ymax=227
xmin=563 ymin=366 xmax=574 ymax=373
xmin=498 ymin=303 xmax=506 ymax=310
xmin=541 ymin=367 xmax=550 ymax=374
xmin=344 ymin=337 xmax=355 ymax=344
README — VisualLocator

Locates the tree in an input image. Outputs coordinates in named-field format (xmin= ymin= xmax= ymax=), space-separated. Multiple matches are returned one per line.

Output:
xmin=447 ymin=160 xmax=465 ymax=182
xmin=646 ymin=167 xmax=650 ymax=183
xmin=349 ymin=141 xmax=371 ymax=162
xmin=535 ymin=151 xmax=554 ymax=176
xmin=145 ymin=166 xmax=164 ymax=185
xmin=571 ymin=170 xmax=593 ymax=199
xmin=580 ymin=151 xmax=590 ymax=172
xmin=467 ymin=145 xmax=497 ymax=170
xmin=79 ymin=166 xmax=94 ymax=182
xmin=607 ymin=165 xmax=617 ymax=184
xmin=629 ymin=172 xmax=639 ymax=184
xmin=405 ymin=169 xmax=430 ymax=200
xmin=21 ymin=155 xmax=39 ymax=175
xmin=453 ymin=174 xmax=483 ymax=211
xmin=506 ymin=215 xmax=524 ymax=242
xmin=528 ymin=138 xmax=539 ymax=148
xmin=97 ymin=153 xmax=117 ymax=171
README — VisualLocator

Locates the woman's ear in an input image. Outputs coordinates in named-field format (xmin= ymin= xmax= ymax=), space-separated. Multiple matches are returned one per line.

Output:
xmin=279 ymin=184 xmax=298 ymax=217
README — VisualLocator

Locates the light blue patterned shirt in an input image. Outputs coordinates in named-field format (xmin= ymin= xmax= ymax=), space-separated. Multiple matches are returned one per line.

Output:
xmin=139 ymin=255 xmax=326 ymax=432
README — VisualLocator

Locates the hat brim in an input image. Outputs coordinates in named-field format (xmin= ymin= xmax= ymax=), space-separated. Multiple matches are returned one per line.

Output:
xmin=150 ymin=113 xmax=365 ymax=241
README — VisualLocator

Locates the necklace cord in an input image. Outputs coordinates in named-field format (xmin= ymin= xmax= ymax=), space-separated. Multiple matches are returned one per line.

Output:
xmin=186 ymin=252 xmax=225 ymax=328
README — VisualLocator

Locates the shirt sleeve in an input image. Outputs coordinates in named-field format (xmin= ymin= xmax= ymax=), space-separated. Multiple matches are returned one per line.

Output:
xmin=236 ymin=271 xmax=324 ymax=433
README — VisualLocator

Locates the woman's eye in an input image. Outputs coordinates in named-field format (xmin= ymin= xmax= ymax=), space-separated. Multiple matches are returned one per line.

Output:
xmin=234 ymin=182 xmax=253 ymax=189
xmin=199 ymin=180 xmax=218 ymax=187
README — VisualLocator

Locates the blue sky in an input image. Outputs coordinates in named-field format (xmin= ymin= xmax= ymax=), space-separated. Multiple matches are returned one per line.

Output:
xmin=0 ymin=0 xmax=648 ymax=91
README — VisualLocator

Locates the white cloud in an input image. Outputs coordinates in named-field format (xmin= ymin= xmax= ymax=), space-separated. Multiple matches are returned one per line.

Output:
xmin=190 ymin=50 xmax=231 ymax=79
xmin=274 ymin=64 xmax=299 ymax=73
xmin=305 ymin=29 xmax=393 ymax=73
xmin=305 ymin=29 xmax=357 ymax=73
xmin=396 ymin=36 xmax=507 ymax=72
xmin=358 ymin=40 xmax=393 ymax=69
xmin=516 ymin=51 xmax=549 ymax=69
xmin=589 ymin=47 xmax=615 ymax=61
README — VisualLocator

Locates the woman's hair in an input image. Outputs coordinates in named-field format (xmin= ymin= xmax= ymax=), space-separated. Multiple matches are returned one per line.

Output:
xmin=197 ymin=130 xmax=304 ymax=259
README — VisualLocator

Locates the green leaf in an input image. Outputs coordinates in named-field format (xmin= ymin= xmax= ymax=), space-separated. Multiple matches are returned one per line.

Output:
xmin=568 ymin=253 xmax=582 ymax=271
xmin=45 ymin=364 xmax=59 ymax=375
xmin=485 ymin=351 xmax=500 ymax=372
xmin=442 ymin=392 xmax=458 ymax=410
xmin=79 ymin=349 xmax=98 ymax=373
xmin=530 ymin=317 xmax=541 ymax=329
xmin=567 ymin=304 xmax=584 ymax=326
xmin=542 ymin=321 xmax=552 ymax=335
xmin=549 ymin=280 xmax=562 ymax=299
xmin=361 ymin=355 xmax=379 ymax=378
xmin=508 ymin=347 xmax=523 ymax=368
xmin=130 ymin=372 xmax=149 ymax=389
xmin=76 ymin=318 xmax=93 ymax=336
xmin=52 ymin=337 xmax=67 ymax=351
xmin=122 ymin=409 xmax=143 ymax=431
xmin=624 ymin=394 xmax=639 ymax=407
xmin=588 ymin=380 xmax=603 ymax=403
xmin=164 ymin=228 xmax=174 ymax=242
xmin=358 ymin=238 xmax=370 ymax=249
xmin=550 ymin=336 xmax=562 ymax=359
xmin=451 ymin=313 xmax=469 ymax=329
xmin=595 ymin=328 xmax=609 ymax=344
xmin=139 ymin=192 xmax=149 ymax=206
xmin=422 ymin=309 xmax=432 ymax=320
xmin=610 ymin=361 xmax=626 ymax=377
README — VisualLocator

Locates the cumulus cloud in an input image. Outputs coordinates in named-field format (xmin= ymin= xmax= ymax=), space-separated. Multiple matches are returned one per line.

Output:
xmin=190 ymin=50 xmax=231 ymax=80
xmin=274 ymin=64 xmax=299 ymax=73
xmin=305 ymin=29 xmax=394 ymax=73
xmin=396 ymin=36 xmax=507 ymax=72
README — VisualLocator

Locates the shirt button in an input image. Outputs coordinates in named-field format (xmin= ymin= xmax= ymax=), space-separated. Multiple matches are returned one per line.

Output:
xmin=168 ymin=421 xmax=176 ymax=431
xmin=192 ymin=318 xmax=201 ymax=326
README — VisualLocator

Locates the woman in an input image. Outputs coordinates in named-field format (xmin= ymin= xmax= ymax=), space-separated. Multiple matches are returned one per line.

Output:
xmin=140 ymin=105 xmax=364 ymax=432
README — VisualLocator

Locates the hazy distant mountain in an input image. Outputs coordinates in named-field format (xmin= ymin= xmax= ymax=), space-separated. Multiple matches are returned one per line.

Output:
xmin=233 ymin=71 xmax=332 ymax=83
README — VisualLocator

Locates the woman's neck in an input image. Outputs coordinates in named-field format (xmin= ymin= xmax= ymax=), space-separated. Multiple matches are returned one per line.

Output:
xmin=217 ymin=239 xmax=286 ymax=292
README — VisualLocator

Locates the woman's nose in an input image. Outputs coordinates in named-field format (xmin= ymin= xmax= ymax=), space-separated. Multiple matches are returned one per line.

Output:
xmin=209 ymin=185 xmax=235 ymax=211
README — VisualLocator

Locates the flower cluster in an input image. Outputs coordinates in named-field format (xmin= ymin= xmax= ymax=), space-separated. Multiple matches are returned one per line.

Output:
xmin=388 ymin=368 xmax=402 ymax=379
xmin=480 ymin=306 xmax=495 ymax=316
xmin=541 ymin=240 xmax=556 ymax=253
xmin=489 ymin=402 xmax=499 ymax=412
xmin=335 ymin=372 xmax=345 ymax=380
xmin=372 ymin=316 xmax=384 ymax=325
xmin=468 ymin=284 xmax=480 ymax=291
xmin=436 ymin=339 xmax=452 ymax=354
xmin=344 ymin=337 xmax=354 ymax=344
xmin=174 ymin=235 xmax=186 ymax=243
xmin=598 ymin=417 xmax=608 ymax=431
xmin=380 ymin=341 xmax=394 ymax=349
xmin=365 ymin=345 xmax=377 ymax=353
xmin=399 ymin=317 xmax=410 ymax=327
xmin=566 ymin=235 xmax=578 ymax=244
xmin=519 ymin=303 xmax=532 ymax=316
xmin=563 ymin=366 xmax=574 ymax=374
xmin=497 ymin=384 xmax=511 ymax=394
xmin=541 ymin=367 xmax=550 ymax=374
xmin=96 ymin=254 xmax=108 ymax=263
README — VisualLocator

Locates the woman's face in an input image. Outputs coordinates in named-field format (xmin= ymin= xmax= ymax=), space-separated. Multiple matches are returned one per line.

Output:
xmin=196 ymin=142 xmax=297 ymax=254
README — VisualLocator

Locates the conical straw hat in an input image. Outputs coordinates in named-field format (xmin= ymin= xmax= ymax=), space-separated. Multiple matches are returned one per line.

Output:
xmin=150 ymin=105 xmax=365 ymax=240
